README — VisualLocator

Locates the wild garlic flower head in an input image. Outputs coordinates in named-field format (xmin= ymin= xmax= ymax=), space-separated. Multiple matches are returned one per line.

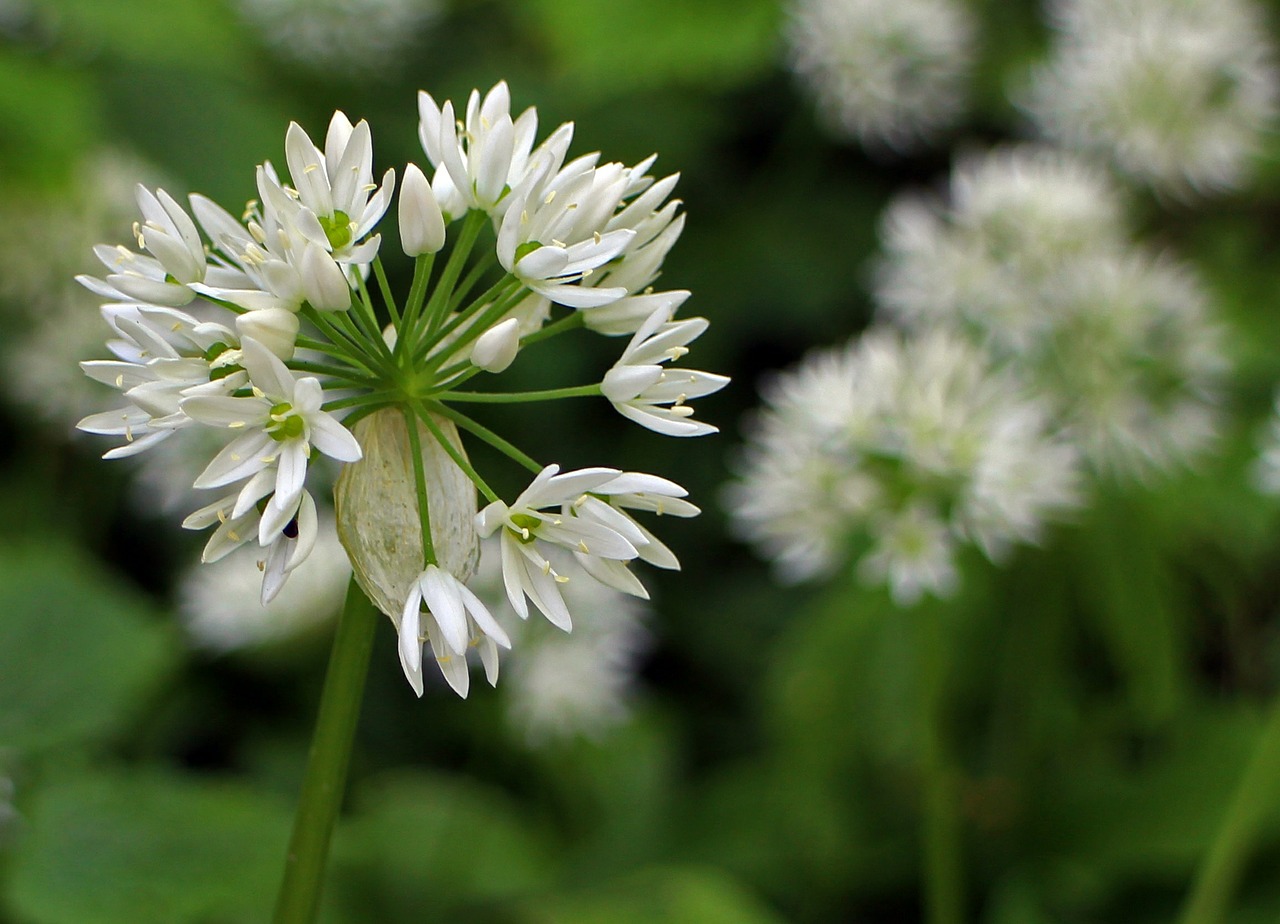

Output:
xmin=875 ymin=146 xmax=1228 ymax=479
xmin=726 ymin=328 xmax=1080 ymax=605
xmin=1035 ymin=251 xmax=1228 ymax=479
xmin=785 ymin=0 xmax=975 ymax=152
xmin=876 ymin=146 xmax=1129 ymax=353
xmin=1023 ymin=0 xmax=1280 ymax=196
xmin=76 ymin=84 xmax=723 ymax=699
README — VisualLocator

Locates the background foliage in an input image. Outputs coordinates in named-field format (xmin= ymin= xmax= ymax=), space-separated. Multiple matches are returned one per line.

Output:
xmin=3 ymin=0 xmax=1280 ymax=921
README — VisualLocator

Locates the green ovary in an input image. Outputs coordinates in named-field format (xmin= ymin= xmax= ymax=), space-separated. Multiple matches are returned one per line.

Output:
xmin=268 ymin=402 xmax=305 ymax=441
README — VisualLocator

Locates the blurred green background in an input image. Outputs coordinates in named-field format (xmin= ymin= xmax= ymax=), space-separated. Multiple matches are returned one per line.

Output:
xmin=4 ymin=0 xmax=1280 ymax=921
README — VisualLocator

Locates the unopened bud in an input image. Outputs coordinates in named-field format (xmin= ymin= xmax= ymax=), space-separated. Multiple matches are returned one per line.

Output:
xmin=235 ymin=308 xmax=300 ymax=360
xmin=470 ymin=317 xmax=521 ymax=373
xmin=300 ymin=241 xmax=352 ymax=311
xmin=399 ymin=162 xmax=446 ymax=256
xmin=334 ymin=408 xmax=479 ymax=620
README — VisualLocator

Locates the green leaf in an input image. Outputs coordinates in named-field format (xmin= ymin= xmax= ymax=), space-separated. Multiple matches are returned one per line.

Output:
xmin=330 ymin=770 xmax=556 ymax=918
xmin=0 ymin=542 xmax=176 ymax=753
xmin=518 ymin=866 xmax=786 ymax=924
xmin=4 ymin=766 xmax=293 ymax=924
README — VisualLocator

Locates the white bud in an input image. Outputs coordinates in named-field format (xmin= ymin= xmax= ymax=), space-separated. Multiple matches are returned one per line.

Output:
xmin=470 ymin=317 xmax=521 ymax=373
xmin=300 ymin=241 xmax=352 ymax=311
xmin=399 ymin=162 xmax=446 ymax=257
xmin=235 ymin=308 xmax=300 ymax=361
xmin=334 ymin=409 xmax=479 ymax=621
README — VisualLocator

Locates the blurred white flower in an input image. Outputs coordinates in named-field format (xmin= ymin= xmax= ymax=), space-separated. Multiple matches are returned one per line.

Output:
xmin=876 ymin=146 xmax=1129 ymax=353
xmin=875 ymin=146 xmax=1229 ymax=479
xmin=1253 ymin=392 xmax=1280 ymax=495
xmin=233 ymin=0 xmax=439 ymax=79
xmin=471 ymin=539 xmax=651 ymax=744
xmin=785 ymin=0 xmax=975 ymax=151
xmin=179 ymin=516 xmax=351 ymax=651
xmin=726 ymin=328 xmax=1080 ymax=604
xmin=1022 ymin=0 xmax=1280 ymax=196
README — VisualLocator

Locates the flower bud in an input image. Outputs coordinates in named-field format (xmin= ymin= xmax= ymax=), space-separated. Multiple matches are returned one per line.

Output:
xmin=470 ymin=317 xmax=521 ymax=373
xmin=334 ymin=408 xmax=479 ymax=620
xmin=399 ymin=163 xmax=446 ymax=256
xmin=235 ymin=308 xmax=300 ymax=360
xmin=300 ymin=241 xmax=352 ymax=311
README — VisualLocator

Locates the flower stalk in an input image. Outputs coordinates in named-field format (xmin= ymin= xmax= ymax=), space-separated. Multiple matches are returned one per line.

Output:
xmin=273 ymin=577 xmax=378 ymax=924
xmin=1177 ymin=692 xmax=1280 ymax=924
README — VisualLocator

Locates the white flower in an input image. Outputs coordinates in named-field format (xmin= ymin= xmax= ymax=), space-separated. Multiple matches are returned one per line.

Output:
xmin=875 ymin=146 xmax=1129 ymax=352
xmin=180 ymin=511 xmax=350 ymax=651
xmin=182 ymin=486 xmax=321 ymax=604
xmin=77 ymin=185 xmax=208 ymax=307
xmin=471 ymin=538 xmax=651 ymax=744
xmin=418 ymin=81 xmax=543 ymax=215
xmin=475 ymin=465 xmax=642 ymax=630
xmin=873 ymin=146 xmax=1228 ymax=479
xmin=183 ymin=338 xmax=361 ymax=526
xmin=785 ymin=0 xmax=975 ymax=151
xmin=398 ymin=564 xmax=511 ymax=698
xmin=1253 ymin=391 xmax=1280 ymax=496
xmin=277 ymin=112 xmax=395 ymax=260
xmin=727 ymin=327 xmax=1080 ymax=603
xmin=1022 ymin=0 xmax=1280 ymax=196
xmin=76 ymin=304 xmax=246 ymax=457
xmin=496 ymin=158 xmax=637 ymax=309
xmin=600 ymin=307 xmax=729 ymax=436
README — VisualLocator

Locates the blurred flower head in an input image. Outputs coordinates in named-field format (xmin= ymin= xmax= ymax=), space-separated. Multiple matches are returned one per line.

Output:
xmin=876 ymin=146 xmax=1130 ymax=352
xmin=726 ymin=327 xmax=1080 ymax=605
xmin=875 ymin=146 xmax=1229 ymax=480
xmin=233 ymin=0 xmax=440 ymax=79
xmin=179 ymin=516 xmax=351 ymax=652
xmin=784 ymin=0 xmax=975 ymax=152
xmin=1022 ymin=0 xmax=1280 ymax=196
xmin=1252 ymin=391 xmax=1280 ymax=496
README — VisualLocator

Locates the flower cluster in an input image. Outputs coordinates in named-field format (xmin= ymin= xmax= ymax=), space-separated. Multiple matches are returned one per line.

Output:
xmin=875 ymin=145 xmax=1227 ymax=480
xmin=77 ymin=82 xmax=726 ymax=697
xmin=784 ymin=0 xmax=975 ymax=152
xmin=727 ymin=328 xmax=1080 ymax=604
xmin=1022 ymin=0 xmax=1279 ymax=196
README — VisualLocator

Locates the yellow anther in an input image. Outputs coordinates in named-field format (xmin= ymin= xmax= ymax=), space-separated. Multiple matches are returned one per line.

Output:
xmin=228 ymin=530 xmax=241 ymax=542
xmin=544 ymin=190 xmax=557 ymax=205
xmin=578 ymin=540 xmax=589 ymax=553
xmin=228 ymin=421 xmax=246 ymax=429
xmin=115 ymin=374 xmax=124 ymax=388
xmin=256 ymin=559 xmax=265 ymax=572
xmin=303 ymin=163 xmax=320 ymax=174
xmin=593 ymin=231 xmax=602 ymax=244
xmin=554 ymin=574 xmax=570 ymax=584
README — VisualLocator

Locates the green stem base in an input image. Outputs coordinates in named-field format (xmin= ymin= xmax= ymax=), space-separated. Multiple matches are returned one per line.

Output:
xmin=273 ymin=577 xmax=379 ymax=924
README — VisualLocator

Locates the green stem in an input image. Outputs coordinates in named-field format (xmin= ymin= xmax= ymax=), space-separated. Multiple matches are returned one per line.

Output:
xmin=412 ymin=400 xmax=501 ymax=502
xmin=915 ymin=609 xmax=964 ymax=924
xmin=421 ymin=210 xmax=487 ymax=339
xmin=372 ymin=257 xmax=400 ymax=326
xmin=428 ymin=401 xmax=542 ymax=474
xmin=273 ymin=578 xmax=378 ymax=924
xmin=395 ymin=254 xmax=434 ymax=362
xmin=1178 ymin=694 xmax=1280 ymax=924
xmin=436 ymin=384 xmax=601 ymax=404
xmin=402 ymin=405 xmax=437 ymax=565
